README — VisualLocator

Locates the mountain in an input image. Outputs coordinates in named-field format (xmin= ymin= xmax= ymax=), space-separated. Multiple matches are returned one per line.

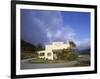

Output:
xmin=21 ymin=40 xmax=34 ymax=48
xmin=21 ymin=40 xmax=36 ymax=52
xmin=21 ymin=40 xmax=44 ymax=52
xmin=74 ymin=48 xmax=90 ymax=55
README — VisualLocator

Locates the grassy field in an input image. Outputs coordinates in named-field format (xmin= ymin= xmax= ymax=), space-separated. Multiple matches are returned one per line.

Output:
xmin=21 ymin=52 xmax=37 ymax=59
xmin=74 ymin=55 xmax=90 ymax=66
xmin=27 ymin=58 xmax=70 ymax=64
xmin=25 ymin=54 xmax=90 ymax=67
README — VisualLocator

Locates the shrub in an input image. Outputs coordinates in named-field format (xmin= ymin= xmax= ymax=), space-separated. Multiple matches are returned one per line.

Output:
xmin=57 ymin=49 xmax=78 ymax=61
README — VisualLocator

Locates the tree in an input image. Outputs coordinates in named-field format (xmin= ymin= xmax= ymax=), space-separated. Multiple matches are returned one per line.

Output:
xmin=69 ymin=41 xmax=76 ymax=49
xmin=60 ymin=49 xmax=78 ymax=61
xmin=53 ymin=41 xmax=78 ymax=61
xmin=66 ymin=52 xmax=78 ymax=61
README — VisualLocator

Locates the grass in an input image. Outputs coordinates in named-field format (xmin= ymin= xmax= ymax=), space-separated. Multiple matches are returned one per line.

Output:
xmin=27 ymin=58 xmax=49 ymax=64
xmin=21 ymin=52 xmax=37 ymax=59
xmin=27 ymin=58 xmax=74 ymax=64
xmin=73 ymin=54 xmax=90 ymax=67
xmin=28 ymin=58 xmax=52 ymax=64
xmin=22 ymin=52 xmax=90 ymax=67
xmin=28 ymin=55 xmax=90 ymax=67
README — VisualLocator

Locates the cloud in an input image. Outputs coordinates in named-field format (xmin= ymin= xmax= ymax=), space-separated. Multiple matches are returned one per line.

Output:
xmin=21 ymin=9 xmax=90 ymax=49
xmin=30 ymin=10 xmax=76 ymax=43
xmin=21 ymin=9 xmax=76 ymax=44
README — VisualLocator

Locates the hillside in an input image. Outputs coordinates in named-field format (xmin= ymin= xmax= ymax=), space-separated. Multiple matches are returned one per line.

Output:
xmin=21 ymin=40 xmax=45 ymax=52
xmin=75 ymin=48 xmax=90 ymax=55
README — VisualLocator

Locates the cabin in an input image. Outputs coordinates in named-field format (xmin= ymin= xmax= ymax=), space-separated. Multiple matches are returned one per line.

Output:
xmin=37 ymin=42 xmax=70 ymax=60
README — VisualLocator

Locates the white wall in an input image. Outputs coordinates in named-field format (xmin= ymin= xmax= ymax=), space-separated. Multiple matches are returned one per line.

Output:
xmin=45 ymin=43 xmax=69 ymax=51
xmin=0 ymin=0 xmax=100 ymax=79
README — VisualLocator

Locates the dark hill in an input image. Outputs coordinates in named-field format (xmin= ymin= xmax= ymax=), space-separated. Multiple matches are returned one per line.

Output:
xmin=75 ymin=48 xmax=90 ymax=55
xmin=21 ymin=40 xmax=44 ymax=52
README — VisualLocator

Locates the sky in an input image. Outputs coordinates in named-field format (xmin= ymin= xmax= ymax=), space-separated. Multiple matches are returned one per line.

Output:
xmin=21 ymin=9 xmax=90 ymax=49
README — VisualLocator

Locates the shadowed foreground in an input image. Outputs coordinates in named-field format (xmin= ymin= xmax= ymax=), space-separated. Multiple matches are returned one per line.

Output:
xmin=21 ymin=60 xmax=78 ymax=69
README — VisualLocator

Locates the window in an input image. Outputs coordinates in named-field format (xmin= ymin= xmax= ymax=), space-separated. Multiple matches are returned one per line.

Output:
xmin=40 ymin=53 xmax=44 ymax=56
xmin=47 ymin=53 xmax=51 ymax=56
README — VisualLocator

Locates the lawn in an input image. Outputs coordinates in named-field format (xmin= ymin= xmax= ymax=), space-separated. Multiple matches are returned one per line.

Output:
xmin=27 ymin=58 xmax=76 ymax=64
xmin=26 ymin=54 xmax=90 ymax=67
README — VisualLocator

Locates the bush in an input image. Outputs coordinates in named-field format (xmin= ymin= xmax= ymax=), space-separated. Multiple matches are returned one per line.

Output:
xmin=57 ymin=49 xmax=78 ymax=61
xmin=21 ymin=51 xmax=38 ymax=59
xmin=67 ymin=53 xmax=78 ymax=61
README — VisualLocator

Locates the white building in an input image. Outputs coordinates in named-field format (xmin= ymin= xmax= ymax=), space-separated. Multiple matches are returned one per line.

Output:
xmin=37 ymin=42 xmax=70 ymax=60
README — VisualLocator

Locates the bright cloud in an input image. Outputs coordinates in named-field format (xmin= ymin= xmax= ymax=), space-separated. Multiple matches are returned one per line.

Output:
xmin=30 ymin=10 xmax=76 ymax=43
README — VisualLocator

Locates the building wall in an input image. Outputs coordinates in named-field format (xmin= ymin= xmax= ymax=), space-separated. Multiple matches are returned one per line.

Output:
xmin=38 ymin=42 xmax=70 ymax=60
xmin=45 ymin=51 xmax=53 ymax=60
xmin=45 ymin=42 xmax=70 ymax=51
xmin=38 ymin=50 xmax=53 ymax=60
